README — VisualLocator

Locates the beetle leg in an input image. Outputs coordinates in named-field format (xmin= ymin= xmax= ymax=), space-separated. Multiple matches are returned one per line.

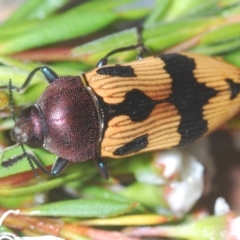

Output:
xmin=0 ymin=66 xmax=58 ymax=93
xmin=1 ymin=147 xmax=40 ymax=177
xmin=96 ymin=44 xmax=149 ymax=67
xmin=96 ymin=43 xmax=150 ymax=67
xmin=26 ymin=153 xmax=68 ymax=176
xmin=93 ymin=157 xmax=109 ymax=180
xmin=19 ymin=66 xmax=58 ymax=92
xmin=1 ymin=152 xmax=27 ymax=168
xmin=96 ymin=28 xmax=150 ymax=67
xmin=20 ymin=151 xmax=53 ymax=176
xmin=50 ymin=157 xmax=69 ymax=175
xmin=41 ymin=66 xmax=59 ymax=84
xmin=1 ymin=150 xmax=68 ymax=177
xmin=136 ymin=44 xmax=150 ymax=60
xmin=136 ymin=26 xmax=151 ymax=60
xmin=95 ymin=45 xmax=142 ymax=67
xmin=1 ymin=151 xmax=42 ymax=177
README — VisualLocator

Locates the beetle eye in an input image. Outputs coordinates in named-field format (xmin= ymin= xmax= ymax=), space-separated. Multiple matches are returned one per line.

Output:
xmin=18 ymin=106 xmax=33 ymax=118
xmin=26 ymin=136 xmax=42 ymax=148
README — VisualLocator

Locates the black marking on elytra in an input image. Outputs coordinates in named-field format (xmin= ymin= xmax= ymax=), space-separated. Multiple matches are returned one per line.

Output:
xmin=225 ymin=78 xmax=240 ymax=100
xmin=97 ymin=89 xmax=165 ymax=155
xmin=159 ymin=53 xmax=218 ymax=146
xmin=98 ymin=89 xmax=166 ymax=125
xmin=97 ymin=65 xmax=136 ymax=77
xmin=113 ymin=134 xmax=148 ymax=156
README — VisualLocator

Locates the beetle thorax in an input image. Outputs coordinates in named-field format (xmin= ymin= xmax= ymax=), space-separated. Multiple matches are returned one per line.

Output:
xmin=36 ymin=76 xmax=99 ymax=162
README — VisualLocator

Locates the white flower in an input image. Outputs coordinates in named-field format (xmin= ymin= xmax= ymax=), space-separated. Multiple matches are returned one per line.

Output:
xmin=230 ymin=216 xmax=240 ymax=240
xmin=214 ymin=197 xmax=230 ymax=215
xmin=155 ymin=151 xmax=204 ymax=216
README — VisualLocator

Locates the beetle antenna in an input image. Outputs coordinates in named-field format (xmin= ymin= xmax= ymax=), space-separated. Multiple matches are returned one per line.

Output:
xmin=21 ymin=144 xmax=39 ymax=178
xmin=8 ymin=79 xmax=16 ymax=123
xmin=8 ymin=79 xmax=39 ymax=178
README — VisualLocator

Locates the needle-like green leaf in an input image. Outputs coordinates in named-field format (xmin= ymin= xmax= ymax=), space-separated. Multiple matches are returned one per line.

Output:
xmin=22 ymin=199 xmax=138 ymax=218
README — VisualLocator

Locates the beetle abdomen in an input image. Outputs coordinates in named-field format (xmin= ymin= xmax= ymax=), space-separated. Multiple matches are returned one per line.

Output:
xmin=84 ymin=53 xmax=240 ymax=158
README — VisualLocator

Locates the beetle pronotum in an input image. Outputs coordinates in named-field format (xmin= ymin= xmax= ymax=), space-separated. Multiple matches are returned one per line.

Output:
xmin=1 ymin=45 xmax=240 ymax=179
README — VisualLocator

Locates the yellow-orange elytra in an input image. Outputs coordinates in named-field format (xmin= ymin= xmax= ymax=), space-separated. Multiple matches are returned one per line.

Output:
xmin=84 ymin=52 xmax=240 ymax=158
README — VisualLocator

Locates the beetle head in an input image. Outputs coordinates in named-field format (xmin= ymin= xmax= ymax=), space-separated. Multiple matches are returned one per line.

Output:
xmin=11 ymin=105 xmax=44 ymax=148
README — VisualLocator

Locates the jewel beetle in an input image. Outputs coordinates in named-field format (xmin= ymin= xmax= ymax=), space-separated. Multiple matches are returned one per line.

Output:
xmin=1 ymin=45 xmax=240 ymax=179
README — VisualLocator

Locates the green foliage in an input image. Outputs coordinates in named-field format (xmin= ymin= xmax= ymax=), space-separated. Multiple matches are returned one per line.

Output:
xmin=0 ymin=1 xmax=240 ymax=239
